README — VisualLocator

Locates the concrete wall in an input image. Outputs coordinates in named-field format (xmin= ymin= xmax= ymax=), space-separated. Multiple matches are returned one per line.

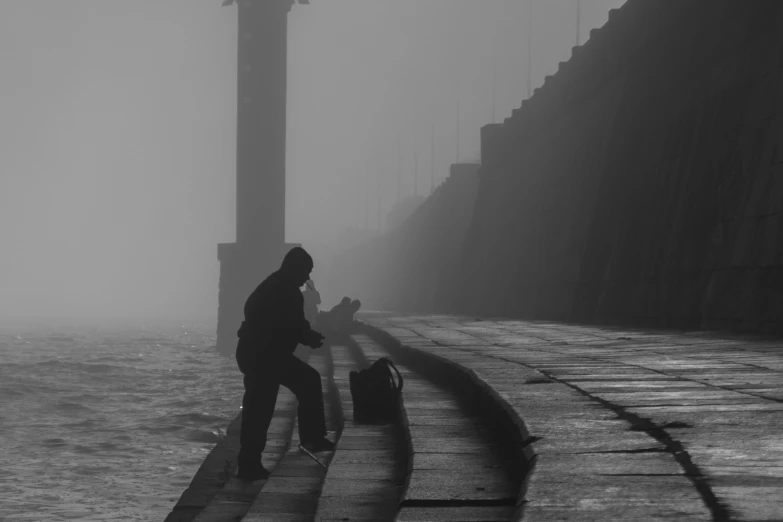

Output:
xmin=329 ymin=164 xmax=480 ymax=313
xmin=460 ymin=0 xmax=783 ymax=331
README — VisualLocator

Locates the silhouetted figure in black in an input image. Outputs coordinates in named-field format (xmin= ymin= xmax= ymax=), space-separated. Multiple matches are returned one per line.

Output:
xmin=317 ymin=297 xmax=362 ymax=343
xmin=330 ymin=296 xmax=352 ymax=329
xmin=235 ymin=247 xmax=334 ymax=481
xmin=336 ymin=298 xmax=361 ymax=330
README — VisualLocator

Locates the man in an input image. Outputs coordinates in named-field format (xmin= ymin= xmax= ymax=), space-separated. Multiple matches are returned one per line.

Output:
xmin=328 ymin=297 xmax=353 ymax=331
xmin=235 ymin=247 xmax=334 ymax=481
xmin=327 ymin=297 xmax=361 ymax=331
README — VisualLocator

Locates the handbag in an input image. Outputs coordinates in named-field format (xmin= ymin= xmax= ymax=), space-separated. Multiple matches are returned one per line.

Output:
xmin=349 ymin=357 xmax=404 ymax=423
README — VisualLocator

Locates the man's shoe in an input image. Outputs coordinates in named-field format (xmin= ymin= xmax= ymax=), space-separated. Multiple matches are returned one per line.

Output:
xmin=301 ymin=437 xmax=335 ymax=453
xmin=236 ymin=464 xmax=270 ymax=481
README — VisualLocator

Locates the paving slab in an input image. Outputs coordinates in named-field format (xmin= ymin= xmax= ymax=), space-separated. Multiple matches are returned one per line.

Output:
xmin=411 ymin=452 xmax=507 ymax=471
xmin=710 ymin=486 xmax=783 ymax=521
xmin=525 ymin=473 xmax=706 ymax=508
xmin=534 ymin=452 xmax=682 ymax=475
xmin=396 ymin=505 xmax=516 ymax=521
xmin=530 ymin=430 xmax=665 ymax=455
xmin=519 ymin=505 xmax=711 ymax=522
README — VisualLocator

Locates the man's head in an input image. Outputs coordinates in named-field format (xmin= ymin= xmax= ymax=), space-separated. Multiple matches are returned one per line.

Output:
xmin=280 ymin=247 xmax=313 ymax=287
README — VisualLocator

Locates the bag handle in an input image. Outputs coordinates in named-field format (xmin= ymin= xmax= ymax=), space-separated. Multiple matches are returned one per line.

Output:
xmin=382 ymin=358 xmax=404 ymax=393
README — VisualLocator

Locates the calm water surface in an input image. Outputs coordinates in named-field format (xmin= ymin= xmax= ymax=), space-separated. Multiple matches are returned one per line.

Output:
xmin=0 ymin=318 xmax=243 ymax=521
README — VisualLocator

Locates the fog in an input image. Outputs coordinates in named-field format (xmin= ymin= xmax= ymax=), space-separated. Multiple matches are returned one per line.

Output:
xmin=0 ymin=0 xmax=624 ymax=321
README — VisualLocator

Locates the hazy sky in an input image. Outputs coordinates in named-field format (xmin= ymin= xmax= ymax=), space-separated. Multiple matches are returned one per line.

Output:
xmin=0 ymin=0 xmax=625 ymax=320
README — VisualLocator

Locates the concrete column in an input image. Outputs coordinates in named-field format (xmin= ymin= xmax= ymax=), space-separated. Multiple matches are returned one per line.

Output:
xmin=236 ymin=0 xmax=292 ymax=254
xmin=216 ymin=0 xmax=296 ymax=354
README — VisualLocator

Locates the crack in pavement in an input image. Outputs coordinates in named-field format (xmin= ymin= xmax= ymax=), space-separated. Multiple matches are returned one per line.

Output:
xmin=412 ymin=328 xmax=733 ymax=521
xmin=462 ymin=347 xmax=734 ymax=522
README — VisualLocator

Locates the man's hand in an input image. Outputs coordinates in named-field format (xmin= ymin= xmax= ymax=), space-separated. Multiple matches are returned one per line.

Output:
xmin=303 ymin=330 xmax=325 ymax=349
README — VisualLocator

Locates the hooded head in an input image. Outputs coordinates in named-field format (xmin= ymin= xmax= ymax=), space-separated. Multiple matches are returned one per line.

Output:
xmin=280 ymin=247 xmax=313 ymax=288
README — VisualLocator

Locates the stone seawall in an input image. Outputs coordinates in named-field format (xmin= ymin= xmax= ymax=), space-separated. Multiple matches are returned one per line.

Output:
xmin=460 ymin=0 xmax=783 ymax=331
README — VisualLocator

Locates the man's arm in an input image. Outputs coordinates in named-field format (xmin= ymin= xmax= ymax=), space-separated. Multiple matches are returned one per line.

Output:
xmin=299 ymin=321 xmax=325 ymax=348
xmin=292 ymin=291 xmax=325 ymax=347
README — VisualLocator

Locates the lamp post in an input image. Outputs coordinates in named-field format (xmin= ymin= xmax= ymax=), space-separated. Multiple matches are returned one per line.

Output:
xmin=526 ymin=0 xmax=533 ymax=98
xmin=414 ymin=150 xmax=419 ymax=198
xmin=216 ymin=0 xmax=309 ymax=354
xmin=430 ymin=119 xmax=436 ymax=193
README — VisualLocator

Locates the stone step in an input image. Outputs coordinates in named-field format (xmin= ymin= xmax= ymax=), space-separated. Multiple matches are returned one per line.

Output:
xmin=353 ymin=334 xmax=519 ymax=522
xmin=314 ymin=342 xmax=406 ymax=521
xmin=189 ymin=350 xmax=337 ymax=522
xmin=166 ymin=387 xmax=299 ymax=522
xmin=242 ymin=349 xmax=339 ymax=522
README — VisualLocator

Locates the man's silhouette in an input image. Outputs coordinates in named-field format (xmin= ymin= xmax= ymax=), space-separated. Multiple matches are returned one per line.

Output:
xmin=331 ymin=297 xmax=361 ymax=332
xmin=329 ymin=297 xmax=353 ymax=332
xmin=235 ymin=247 xmax=334 ymax=481
xmin=316 ymin=296 xmax=362 ymax=346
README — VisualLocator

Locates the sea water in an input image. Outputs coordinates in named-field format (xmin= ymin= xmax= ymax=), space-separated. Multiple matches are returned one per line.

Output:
xmin=0 ymin=318 xmax=243 ymax=521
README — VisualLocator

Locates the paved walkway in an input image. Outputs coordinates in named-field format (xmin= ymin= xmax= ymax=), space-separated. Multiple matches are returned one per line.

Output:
xmin=362 ymin=313 xmax=783 ymax=521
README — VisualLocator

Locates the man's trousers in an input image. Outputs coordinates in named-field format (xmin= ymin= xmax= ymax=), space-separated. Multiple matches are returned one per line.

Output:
xmin=236 ymin=342 xmax=327 ymax=467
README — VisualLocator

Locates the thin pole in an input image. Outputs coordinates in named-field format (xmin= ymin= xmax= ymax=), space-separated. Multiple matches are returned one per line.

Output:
xmin=377 ymin=171 xmax=382 ymax=231
xmin=430 ymin=119 xmax=436 ymax=193
xmin=455 ymin=95 xmax=460 ymax=163
xmin=364 ymin=167 xmax=369 ymax=231
xmin=358 ymin=169 xmax=363 ymax=230
xmin=576 ymin=0 xmax=581 ymax=46
xmin=526 ymin=0 xmax=533 ymax=98
xmin=396 ymin=133 xmax=401 ymax=206
xmin=414 ymin=151 xmax=419 ymax=197
xmin=492 ymin=33 xmax=497 ymax=124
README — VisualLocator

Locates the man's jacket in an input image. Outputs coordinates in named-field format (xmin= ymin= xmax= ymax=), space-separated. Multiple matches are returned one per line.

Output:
xmin=237 ymin=270 xmax=312 ymax=357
